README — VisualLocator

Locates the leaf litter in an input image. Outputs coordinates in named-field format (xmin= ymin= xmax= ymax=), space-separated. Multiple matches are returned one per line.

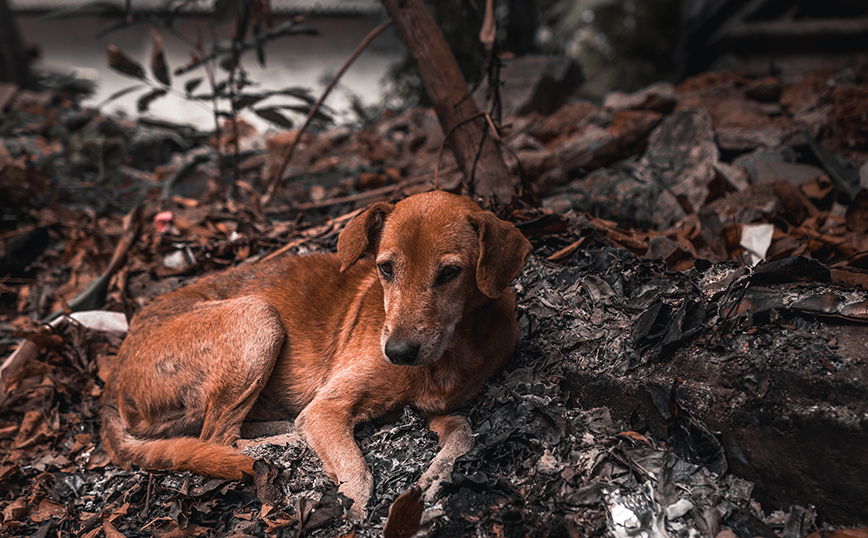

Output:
xmin=2 ymin=63 xmax=868 ymax=537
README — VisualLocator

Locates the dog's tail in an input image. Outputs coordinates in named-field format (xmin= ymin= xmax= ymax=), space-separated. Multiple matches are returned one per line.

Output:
xmin=100 ymin=400 xmax=254 ymax=480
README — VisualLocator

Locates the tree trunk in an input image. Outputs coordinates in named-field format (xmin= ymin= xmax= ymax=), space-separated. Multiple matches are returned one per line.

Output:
xmin=0 ymin=0 xmax=32 ymax=88
xmin=381 ymin=0 xmax=520 ymax=210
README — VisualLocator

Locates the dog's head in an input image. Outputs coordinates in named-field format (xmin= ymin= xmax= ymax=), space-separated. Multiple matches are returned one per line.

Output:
xmin=337 ymin=191 xmax=532 ymax=367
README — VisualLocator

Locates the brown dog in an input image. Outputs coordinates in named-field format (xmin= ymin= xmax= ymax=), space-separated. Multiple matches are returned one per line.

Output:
xmin=100 ymin=191 xmax=532 ymax=517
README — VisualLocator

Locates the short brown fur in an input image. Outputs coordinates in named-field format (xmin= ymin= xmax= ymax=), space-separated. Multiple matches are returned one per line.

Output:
xmin=101 ymin=191 xmax=532 ymax=517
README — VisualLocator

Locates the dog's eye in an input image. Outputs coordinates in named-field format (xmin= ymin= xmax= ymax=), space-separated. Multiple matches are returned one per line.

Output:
xmin=437 ymin=265 xmax=461 ymax=284
xmin=378 ymin=262 xmax=394 ymax=280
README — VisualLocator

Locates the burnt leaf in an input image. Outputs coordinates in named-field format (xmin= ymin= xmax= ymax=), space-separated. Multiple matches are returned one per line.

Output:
xmin=234 ymin=94 xmax=267 ymax=110
xmin=255 ymin=107 xmax=294 ymax=128
xmin=281 ymin=104 xmax=333 ymax=124
xmin=150 ymin=29 xmax=171 ymax=86
xmin=137 ymin=89 xmax=168 ymax=113
xmin=98 ymin=84 xmax=144 ymax=107
xmin=253 ymin=459 xmax=282 ymax=507
xmin=185 ymin=77 xmax=203 ymax=96
xmin=383 ymin=486 xmax=423 ymax=538
xmin=106 ymin=44 xmax=145 ymax=79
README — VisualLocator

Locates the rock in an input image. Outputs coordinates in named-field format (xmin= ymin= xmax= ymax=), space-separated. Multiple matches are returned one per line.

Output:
xmin=127 ymin=124 xmax=191 ymax=171
xmin=714 ymin=161 xmax=751 ymax=192
xmin=644 ymin=109 xmax=719 ymax=224
xmin=705 ymin=182 xmax=783 ymax=225
xmin=596 ymin=109 xmax=663 ymax=165
xmin=553 ymin=124 xmax=612 ymax=174
xmin=475 ymin=55 xmax=583 ymax=117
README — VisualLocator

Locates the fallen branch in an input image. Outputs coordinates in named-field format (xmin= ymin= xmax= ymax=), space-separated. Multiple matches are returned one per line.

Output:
xmin=258 ymin=207 xmax=365 ymax=264
xmin=294 ymin=176 xmax=430 ymax=212
xmin=262 ymin=19 xmax=393 ymax=207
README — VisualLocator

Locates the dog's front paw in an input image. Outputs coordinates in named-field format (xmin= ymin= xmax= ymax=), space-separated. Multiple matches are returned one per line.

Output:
xmin=338 ymin=471 xmax=374 ymax=521
xmin=417 ymin=460 xmax=449 ymax=503
xmin=418 ymin=415 xmax=474 ymax=502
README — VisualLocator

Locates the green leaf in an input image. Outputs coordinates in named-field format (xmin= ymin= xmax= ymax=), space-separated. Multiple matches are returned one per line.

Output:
xmin=185 ymin=78 xmax=203 ymax=95
xmin=254 ymin=107 xmax=294 ymax=128
xmin=42 ymin=1 xmax=125 ymax=20
xmin=137 ymin=89 xmax=168 ymax=113
xmin=98 ymin=84 xmax=145 ymax=107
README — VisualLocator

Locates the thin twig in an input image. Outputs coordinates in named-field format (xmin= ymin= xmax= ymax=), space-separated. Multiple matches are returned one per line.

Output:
xmin=197 ymin=12 xmax=227 ymax=184
xmin=294 ymin=176 xmax=428 ymax=212
xmin=434 ymin=112 xmax=486 ymax=189
xmin=261 ymin=19 xmax=393 ymax=207
xmin=144 ymin=473 xmax=153 ymax=514
xmin=227 ymin=10 xmax=243 ymax=202
xmin=258 ymin=207 xmax=367 ymax=264
xmin=468 ymin=127 xmax=488 ymax=190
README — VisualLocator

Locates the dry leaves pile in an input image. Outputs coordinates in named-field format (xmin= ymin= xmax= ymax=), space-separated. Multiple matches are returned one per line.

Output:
xmin=1 ymin=62 xmax=868 ymax=537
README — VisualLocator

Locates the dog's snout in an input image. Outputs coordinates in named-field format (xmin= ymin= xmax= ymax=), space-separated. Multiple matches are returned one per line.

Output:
xmin=384 ymin=338 xmax=420 ymax=365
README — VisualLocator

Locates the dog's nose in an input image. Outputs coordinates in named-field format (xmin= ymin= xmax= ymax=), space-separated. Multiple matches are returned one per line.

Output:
xmin=384 ymin=339 xmax=420 ymax=365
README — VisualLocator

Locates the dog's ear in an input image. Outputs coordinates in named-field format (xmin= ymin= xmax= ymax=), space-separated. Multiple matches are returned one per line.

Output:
xmin=468 ymin=211 xmax=533 ymax=298
xmin=337 ymin=201 xmax=394 ymax=272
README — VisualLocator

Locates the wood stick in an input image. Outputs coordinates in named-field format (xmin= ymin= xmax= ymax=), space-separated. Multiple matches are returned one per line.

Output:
xmin=261 ymin=19 xmax=393 ymax=207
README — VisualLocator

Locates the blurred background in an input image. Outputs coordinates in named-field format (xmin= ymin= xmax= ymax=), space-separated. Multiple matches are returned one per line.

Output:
xmin=3 ymin=0 xmax=867 ymax=130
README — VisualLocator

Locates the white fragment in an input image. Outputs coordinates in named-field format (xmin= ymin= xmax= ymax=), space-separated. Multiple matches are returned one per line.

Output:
xmin=163 ymin=247 xmax=195 ymax=270
xmin=69 ymin=310 xmax=129 ymax=336
xmin=740 ymin=223 xmax=775 ymax=265
xmin=611 ymin=503 xmax=640 ymax=530
xmin=665 ymin=498 xmax=694 ymax=520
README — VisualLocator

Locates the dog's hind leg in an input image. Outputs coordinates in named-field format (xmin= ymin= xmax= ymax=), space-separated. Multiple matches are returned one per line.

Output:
xmin=418 ymin=415 xmax=474 ymax=502
xmin=198 ymin=296 xmax=286 ymax=446
xmin=104 ymin=296 xmax=286 ymax=480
